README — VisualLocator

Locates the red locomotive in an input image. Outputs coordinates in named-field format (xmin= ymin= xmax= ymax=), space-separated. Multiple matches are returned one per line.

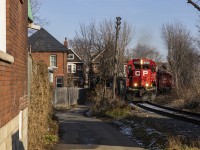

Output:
xmin=125 ymin=58 xmax=157 ymax=101
xmin=157 ymin=69 xmax=172 ymax=93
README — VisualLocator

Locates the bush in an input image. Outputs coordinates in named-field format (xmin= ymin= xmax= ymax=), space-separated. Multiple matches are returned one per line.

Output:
xmin=28 ymin=61 xmax=58 ymax=150
xmin=89 ymin=88 xmax=131 ymax=119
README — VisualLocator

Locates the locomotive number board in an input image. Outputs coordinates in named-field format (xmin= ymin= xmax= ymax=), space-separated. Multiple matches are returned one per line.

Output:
xmin=133 ymin=61 xmax=150 ymax=64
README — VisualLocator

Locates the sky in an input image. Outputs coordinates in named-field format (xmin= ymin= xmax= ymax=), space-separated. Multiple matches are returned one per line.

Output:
xmin=38 ymin=0 xmax=200 ymax=58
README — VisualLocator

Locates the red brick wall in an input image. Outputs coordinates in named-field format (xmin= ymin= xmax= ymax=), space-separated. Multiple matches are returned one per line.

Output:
xmin=0 ymin=0 xmax=28 ymax=127
xmin=31 ymin=52 xmax=68 ymax=87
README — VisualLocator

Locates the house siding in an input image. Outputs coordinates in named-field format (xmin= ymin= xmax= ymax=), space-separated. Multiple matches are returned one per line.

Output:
xmin=0 ymin=0 xmax=28 ymax=149
xmin=32 ymin=52 xmax=68 ymax=87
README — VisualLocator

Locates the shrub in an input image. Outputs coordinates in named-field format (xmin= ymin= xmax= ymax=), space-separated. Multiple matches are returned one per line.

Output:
xmin=89 ymin=88 xmax=131 ymax=119
xmin=28 ymin=61 xmax=58 ymax=150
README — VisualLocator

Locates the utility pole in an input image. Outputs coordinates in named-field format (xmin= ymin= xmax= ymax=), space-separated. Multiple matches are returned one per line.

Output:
xmin=112 ymin=17 xmax=121 ymax=100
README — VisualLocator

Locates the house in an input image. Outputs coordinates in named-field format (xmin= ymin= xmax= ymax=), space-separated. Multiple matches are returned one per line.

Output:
xmin=28 ymin=28 xmax=68 ymax=88
xmin=67 ymin=48 xmax=84 ymax=87
xmin=0 ymin=0 xmax=33 ymax=149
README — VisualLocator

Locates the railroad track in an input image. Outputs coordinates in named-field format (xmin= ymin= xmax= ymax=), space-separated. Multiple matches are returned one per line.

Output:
xmin=131 ymin=101 xmax=200 ymax=126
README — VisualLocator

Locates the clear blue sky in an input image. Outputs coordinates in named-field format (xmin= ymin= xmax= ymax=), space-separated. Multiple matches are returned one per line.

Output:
xmin=39 ymin=0 xmax=199 ymax=58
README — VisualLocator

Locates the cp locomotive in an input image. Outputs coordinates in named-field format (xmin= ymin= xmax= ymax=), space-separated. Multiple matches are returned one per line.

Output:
xmin=125 ymin=58 xmax=157 ymax=101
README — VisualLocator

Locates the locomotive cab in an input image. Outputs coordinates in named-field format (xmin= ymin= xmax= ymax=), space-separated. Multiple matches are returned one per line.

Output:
xmin=126 ymin=58 xmax=157 ymax=101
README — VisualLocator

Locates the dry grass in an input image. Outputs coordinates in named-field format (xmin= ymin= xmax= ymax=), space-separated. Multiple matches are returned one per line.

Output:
xmin=155 ymin=90 xmax=200 ymax=113
xmin=167 ymin=135 xmax=200 ymax=150
xmin=28 ymin=61 xmax=58 ymax=150
xmin=88 ymin=88 xmax=131 ymax=119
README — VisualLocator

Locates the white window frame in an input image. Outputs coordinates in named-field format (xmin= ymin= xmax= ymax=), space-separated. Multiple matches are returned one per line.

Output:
xmin=50 ymin=55 xmax=57 ymax=67
xmin=67 ymin=54 xmax=74 ymax=60
xmin=67 ymin=64 xmax=76 ymax=73
xmin=0 ymin=0 xmax=6 ymax=53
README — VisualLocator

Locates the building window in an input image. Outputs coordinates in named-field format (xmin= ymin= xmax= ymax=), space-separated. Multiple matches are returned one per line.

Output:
xmin=77 ymin=65 xmax=81 ymax=70
xmin=68 ymin=64 xmax=76 ymax=73
xmin=0 ymin=0 xmax=6 ymax=53
xmin=56 ymin=77 xmax=63 ymax=87
xmin=48 ymin=72 xmax=53 ymax=83
xmin=67 ymin=54 xmax=74 ymax=60
xmin=50 ymin=55 xmax=57 ymax=67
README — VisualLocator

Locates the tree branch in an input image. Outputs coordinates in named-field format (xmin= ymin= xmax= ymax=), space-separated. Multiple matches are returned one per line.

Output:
xmin=187 ymin=0 xmax=200 ymax=11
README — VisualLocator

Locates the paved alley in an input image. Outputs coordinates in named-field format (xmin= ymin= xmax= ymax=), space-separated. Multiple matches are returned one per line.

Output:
xmin=53 ymin=105 xmax=144 ymax=150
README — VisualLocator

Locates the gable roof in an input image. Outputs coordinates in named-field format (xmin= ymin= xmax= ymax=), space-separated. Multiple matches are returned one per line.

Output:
xmin=28 ymin=28 xmax=67 ymax=52
xmin=68 ymin=48 xmax=84 ymax=63
xmin=92 ymin=50 xmax=106 ymax=62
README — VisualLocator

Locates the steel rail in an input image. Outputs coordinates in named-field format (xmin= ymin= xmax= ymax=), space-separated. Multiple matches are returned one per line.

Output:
xmin=145 ymin=101 xmax=200 ymax=117
xmin=131 ymin=101 xmax=200 ymax=126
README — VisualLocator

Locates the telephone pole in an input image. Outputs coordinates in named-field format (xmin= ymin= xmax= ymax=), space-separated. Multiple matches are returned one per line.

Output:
xmin=112 ymin=17 xmax=121 ymax=99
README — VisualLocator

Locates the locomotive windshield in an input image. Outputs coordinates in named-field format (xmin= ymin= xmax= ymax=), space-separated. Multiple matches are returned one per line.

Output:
xmin=134 ymin=64 xmax=140 ymax=69
xmin=134 ymin=64 xmax=150 ymax=69
xmin=143 ymin=64 xmax=150 ymax=69
xmin=133 ymin=60 xmax=150 ymax=69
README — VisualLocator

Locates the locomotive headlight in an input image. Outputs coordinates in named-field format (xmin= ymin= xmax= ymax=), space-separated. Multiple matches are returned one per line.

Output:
xmin=140 ymin=59 xmax=143 ymax=64
xmin=145 ymin=83 xmax=149 ymax=87
xmin=134 ymin=83 xmax=138 ymax=87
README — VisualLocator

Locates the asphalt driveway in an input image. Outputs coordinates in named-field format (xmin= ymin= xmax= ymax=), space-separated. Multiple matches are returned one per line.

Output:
xmin=53 ymin=105 xmax=144 ymax=150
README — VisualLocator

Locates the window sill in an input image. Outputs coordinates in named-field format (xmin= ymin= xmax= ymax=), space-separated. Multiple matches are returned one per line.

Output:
xmin=0 ymin=51 xmax=14 ymax=63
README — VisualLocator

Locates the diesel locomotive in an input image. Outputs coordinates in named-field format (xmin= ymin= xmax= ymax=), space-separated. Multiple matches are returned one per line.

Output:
xmin=125 ymin=58 xmax=157 ymax=101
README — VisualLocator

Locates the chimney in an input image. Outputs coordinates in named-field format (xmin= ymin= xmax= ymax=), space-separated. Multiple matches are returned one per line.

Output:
xmin=64 ymin=37 xmax=68 ymax=48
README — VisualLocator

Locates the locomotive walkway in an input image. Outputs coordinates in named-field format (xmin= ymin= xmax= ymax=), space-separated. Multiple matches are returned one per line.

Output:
xmin=53 ymin=105 xmax=144 ymax=150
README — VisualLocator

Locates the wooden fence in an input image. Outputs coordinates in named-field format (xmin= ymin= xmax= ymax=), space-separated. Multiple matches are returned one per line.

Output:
xmin=53 ymin=87 xmax=87 ymax=108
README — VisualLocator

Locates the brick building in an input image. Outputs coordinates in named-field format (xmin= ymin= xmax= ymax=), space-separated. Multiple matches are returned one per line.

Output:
xmin=0 ymin=0 xmax=33 ymax=149
xmin=29 ymin=28 xmax=68 ymax=88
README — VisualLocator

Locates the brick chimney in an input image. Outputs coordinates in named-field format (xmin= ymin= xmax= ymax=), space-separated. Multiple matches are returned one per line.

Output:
xmin=64 ymin=37 xmax=68 ymax=48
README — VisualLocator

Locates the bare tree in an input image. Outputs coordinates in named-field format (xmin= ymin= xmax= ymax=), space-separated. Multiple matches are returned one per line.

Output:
xmin=70 ymin=18 xmax=133 ymax=99
xmin=196 ymin=25 xmax=200 ymax=49
xmin=187 ymin=0 xmax=200 ymax=11
xmin=29 ymin=0 xmax=48 ymax=35
xmin=161 ymin=21 xmax=197 ymax=96
xmin=70 ymin=21 xmax=98 ymax=65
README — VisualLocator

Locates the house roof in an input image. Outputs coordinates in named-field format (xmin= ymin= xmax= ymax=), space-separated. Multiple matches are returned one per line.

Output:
xmin=91 ymin=48 xmax=116 ymax=63
xmin=68 ymin=48 xmax=83 ymax=63
xmin=28 ymin=28 xmax=67 ymax=52
xmin=92 ymin=50 xmax=106 ymax=62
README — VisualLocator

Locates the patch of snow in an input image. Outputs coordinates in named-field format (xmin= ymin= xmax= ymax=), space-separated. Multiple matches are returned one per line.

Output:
xmin=113 ymin=120 xmax=144 ymax=147
xmin=121 ymin=126 xmax=132 ymax=136
xmin=86 ymin=109 xmax=92 ymax=117
xmin=146 ymin=128 xmax=162 ymax=135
